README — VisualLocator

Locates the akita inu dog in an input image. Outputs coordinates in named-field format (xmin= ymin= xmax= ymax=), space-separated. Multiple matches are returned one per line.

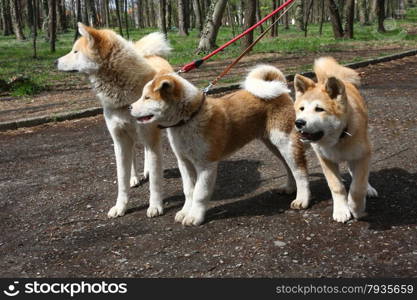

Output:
xmin=130 ymin=65 xmax=311 ymax=226
xmin=56 ymin=23 xmax=173 ymax=218
xmin=293 ymin=57 xmax=378 ymax=223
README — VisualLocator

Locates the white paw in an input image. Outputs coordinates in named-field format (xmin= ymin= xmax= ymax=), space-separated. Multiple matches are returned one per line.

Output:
xmin=367 ymin=184 xmax=378 ymax=198
xmin=277 ymin=184 xmax=296 ymax=195
xmin=130 ymin=175 xmax=140 ymax=187
xmin=175 ymin=210 xmax=188 ymax=223
xmin=181 ymin=209 xmax=205 ymax=226
xmin=333 ymin=205 xmax=352 ymax=223
xmin=146 ymin=205 xmax=164 ymax=218
xmin=290 ymin=198 xmax=309 ymax=209
xmin=107 ymin=205 xmax=126 ymax=218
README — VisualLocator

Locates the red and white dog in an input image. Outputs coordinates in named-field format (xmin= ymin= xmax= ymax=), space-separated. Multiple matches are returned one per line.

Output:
xmin=130 ymin=65 xmax=311 ymax=225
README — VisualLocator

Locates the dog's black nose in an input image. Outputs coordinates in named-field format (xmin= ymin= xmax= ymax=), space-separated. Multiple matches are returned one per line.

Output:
xmin=295 ymin=119 xmax=306 ymax=129
xmin=54 ymin=59 xmax=58 ymax=67
xmin=128 ymin=105 xmax=132 ymax=111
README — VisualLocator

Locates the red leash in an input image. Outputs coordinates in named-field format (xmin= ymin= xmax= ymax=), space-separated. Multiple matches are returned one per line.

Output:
xmin=179 ymin=0 xmax=296 ymax=73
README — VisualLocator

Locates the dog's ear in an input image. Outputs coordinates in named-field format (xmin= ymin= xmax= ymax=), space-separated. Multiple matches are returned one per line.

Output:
xmin=78 ymin=22 xmax=101 ymax=46
xmin=325 ymin=77 xmax=345 ymax=101
xmin=294 ymin=74 xmax=315 ymax=95
xmin=153 ymin=78 xmax=174 ymax=93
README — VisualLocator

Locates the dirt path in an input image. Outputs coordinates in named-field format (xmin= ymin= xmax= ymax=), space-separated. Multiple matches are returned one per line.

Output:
xmin=0 ymin=46 xmax=412 ymax=123
xmin=0 ymin=55 xmax=416 ymax=277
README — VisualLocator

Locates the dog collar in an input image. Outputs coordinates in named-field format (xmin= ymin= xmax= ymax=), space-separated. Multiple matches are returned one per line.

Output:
xmin=158 ymin=94 xmax=206 ymax=129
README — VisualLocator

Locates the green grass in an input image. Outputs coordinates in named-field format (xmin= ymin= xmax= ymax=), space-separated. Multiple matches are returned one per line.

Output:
xmin=1 ymin=13 xmax=416 ymax=96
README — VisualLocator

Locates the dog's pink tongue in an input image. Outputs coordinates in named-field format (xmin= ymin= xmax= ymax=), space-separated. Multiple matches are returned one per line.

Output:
xmin=138 ymin=115 xmax=153 ymax=122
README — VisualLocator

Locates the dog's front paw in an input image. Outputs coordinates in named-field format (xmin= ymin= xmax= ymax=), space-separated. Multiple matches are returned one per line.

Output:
xmin=181 ymin=209 xmax=205 ymax=226
xmin=107 ymin=205 xmax=126 ymax=218
xmin=367 ymin=184 xmax=378 ymax=198
xmin=333 ymin=205 xmax=352 ymax=223
xmin=175 ymin=210 xmax=188 ymax=223
xmin=290 ymin=198 xmax=309 ymax=209
xmin=146 ymin=205 xmax=164 ymax=218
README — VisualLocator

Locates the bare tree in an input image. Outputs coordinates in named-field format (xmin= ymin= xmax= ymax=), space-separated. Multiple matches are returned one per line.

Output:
xmin=376 ymin=0 xmax=386 ymax=32
xmin=358 ymin=0 xmax=370 ymax=25
xmin=242 ymin=0 xmax=256 ymax=49
xmin=295 ymin=0 xmax=304 ymax=31
xmin=196 ymin=0 xmax=227 ymax=53
xmin=124 ymin=0 xmax=129 ymax=39
xmin=326 ymin=0 xmax=344 ymax=38
xmin=157 ymin=0 xmax=167 ymax=35
xmin=31 ymin=0 xmax=38 ymax=58
xmin=192 ymin=0 xmax=203 ymax=35
xmin=10 ymin=0 xmax=25 ymax=40
xmin=48 ymin=0 xmax=56 ymax=52
xmin=178 ymin=0 xmax=189 ymax=35
xmin=1 ymin=0 xmax=13 ymax=36
xmin=344 ymin=0 xmax=355 ymax=38
xmin=115 ymin=0 xmax=124 ymax=36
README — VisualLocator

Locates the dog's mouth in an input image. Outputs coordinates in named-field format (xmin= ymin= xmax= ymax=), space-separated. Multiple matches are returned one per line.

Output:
xmin=136 ymin=115 xmax=154 ymax=123
xmin=300 ymin=130 xmax=324 ymax=142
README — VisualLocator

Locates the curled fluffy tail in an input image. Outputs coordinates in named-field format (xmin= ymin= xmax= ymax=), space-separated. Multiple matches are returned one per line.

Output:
xmin=242 ymin=65 xmax=290 ymax=99
xmin=134 ymin=32 xmax=172 ymax=57
xmin=314 ymin=57 xmax=360 ymax=86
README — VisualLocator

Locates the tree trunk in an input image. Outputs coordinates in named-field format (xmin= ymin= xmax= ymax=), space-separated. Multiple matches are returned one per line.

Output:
xmin=358 ymin=0 xmax=370 ymax=25
xmin=376 ymin=0 xmax=386 ymax=32
xmin=196 ymin=0 xmax=227 ymax=53
xmin=304 ymin=0 xmax=314 ymax=37
xmin=270 ymin=0 xmax=277 ymax=37
xmin=115 ymin=0 xmax=124 ymax=36
xmin=73 ymin=0 xmax=81 ymax=41
xmin=295 ymin=0 xmax=304 ymax=31
xmin=81 ymin=0 xmax=88 ymax=24
xmin=1 ymin=0 xmax=13 ymax=35
xmin=31 ymin=0 xmax=38 ymax=58
xmin=124 ymin=0 xmax=129 ymax=39
xmin=326 ymin=0 xmax=344 ymax=38
xmin=87 ymin=0 xmax=98 ymax=27
xmin=319 ymin=0 xmax=325 ymax=35
xmin=48 ymin=0 xmax=56 ymax=52
xmin=344 ymin=0 xmax=355 ymax=38
xmin=157 ymin=0 xmax=167 ymax=35
xmin=178 ymin=0 xmax=188 ymax=35
xmin=256 ymin=0 xmax=264 ymax=34
xmin=242 ymin=0 xmax=256 ymax=49
xmin=104 ymin=0 xmax=110 ymax=27
xmin=10 ymin=0 xmax=25 ymax=40
xmin=192 ymin=0 xmax=203 ymax=35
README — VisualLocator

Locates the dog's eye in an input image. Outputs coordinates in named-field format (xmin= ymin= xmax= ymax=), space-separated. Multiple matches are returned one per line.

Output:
xmin=73 ymin=50 xmax=78 ymax=54
xmin=144 ymin=96 xmax=150 ymax=100
xmin=315 ymin=107 xmax=325 ymax=112
xmin=300 ymin=107 xmax=304 ymax=111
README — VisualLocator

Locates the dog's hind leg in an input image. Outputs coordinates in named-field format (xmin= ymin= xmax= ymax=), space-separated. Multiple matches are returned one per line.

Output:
xmin=262 ymin=139 xmax=296 ymax=194
xmin=347 ymin=166 xmax=378 ymax=198
xmin=347 ymin=157 xmax=373 ymax=219
xmin=266 ymin=130 xmax=311 ymax=210
xmin=174 ymin=157 xmax=197 ymax=223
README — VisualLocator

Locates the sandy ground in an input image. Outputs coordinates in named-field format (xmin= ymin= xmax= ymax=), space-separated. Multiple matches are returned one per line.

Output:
xmin=0 ymin=55 xmax=416 ymax=278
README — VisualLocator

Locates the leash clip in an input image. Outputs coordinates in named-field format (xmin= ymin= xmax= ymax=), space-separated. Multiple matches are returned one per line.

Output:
xmin=202 ymin=83 xmax=213 ymax=95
